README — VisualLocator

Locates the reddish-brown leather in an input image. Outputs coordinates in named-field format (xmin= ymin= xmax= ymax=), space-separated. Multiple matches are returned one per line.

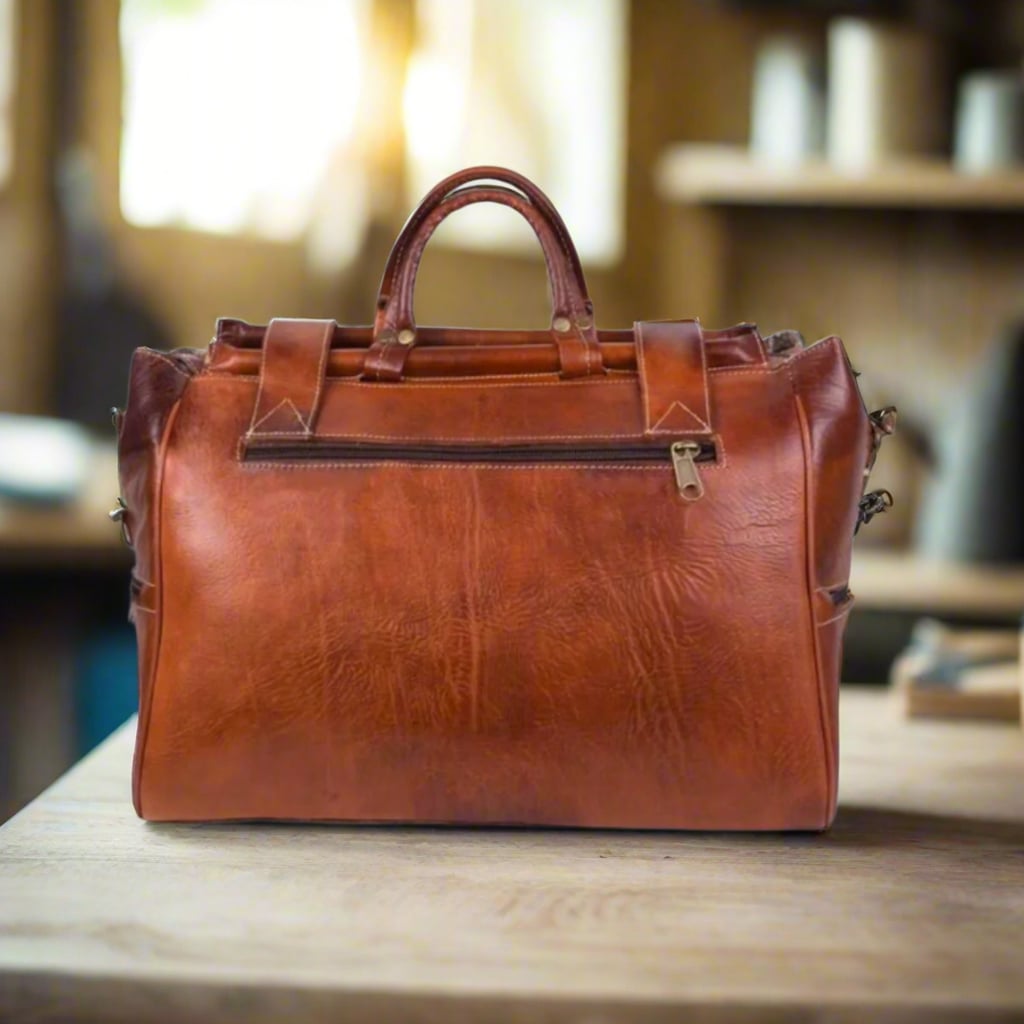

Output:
xmin=249 ymin=318 xmax=334 ymax=436
xmin=366 ymin=173 xmax=601 ymax=380
xmin=117 ymin=168 xmax=879 ymax=830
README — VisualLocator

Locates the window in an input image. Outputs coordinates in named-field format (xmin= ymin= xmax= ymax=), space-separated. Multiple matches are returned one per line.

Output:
xmin=118 ymin=0 xmax=627 ymax=266
xmin=0 ymin=0 xmax=15 ymax=187
xmin=119 ymin=0 xmax=367 ymax=241
xmin=403 ymin=0 xmax=627 ymax=264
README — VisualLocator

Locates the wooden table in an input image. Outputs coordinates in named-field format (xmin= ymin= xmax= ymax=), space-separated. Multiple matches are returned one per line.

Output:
xmin=1 ymin=689 xmax=1022 ymax=1023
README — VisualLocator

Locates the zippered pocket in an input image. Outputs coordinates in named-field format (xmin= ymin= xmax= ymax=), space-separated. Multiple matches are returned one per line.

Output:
xmin=243 ymin=440 xmax=715 ymax=501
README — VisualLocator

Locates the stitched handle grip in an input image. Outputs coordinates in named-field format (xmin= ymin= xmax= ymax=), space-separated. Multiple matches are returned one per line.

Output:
xmin=363 ymin=167 xmax=602 ymax=382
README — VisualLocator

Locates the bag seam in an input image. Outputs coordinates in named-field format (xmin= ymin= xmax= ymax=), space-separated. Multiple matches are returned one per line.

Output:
xmin=788 ymin=368 xmax=836 ymax=829
xmin=132 ymin=387 xmax=188 ymax=820
xmin=239 ymin=460 xmax=728 ymax=473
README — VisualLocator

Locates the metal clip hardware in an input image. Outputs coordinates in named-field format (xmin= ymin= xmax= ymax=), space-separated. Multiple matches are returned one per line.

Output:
xmin=671 ymin=442 xmax=705 ymax=502
xmin=869 ymin=406 xmax=898 ymax=441
xmin=108 ymin=497 xmax=131 ymax=546
xmin=856 ymin=489 xmax=893 ymax=533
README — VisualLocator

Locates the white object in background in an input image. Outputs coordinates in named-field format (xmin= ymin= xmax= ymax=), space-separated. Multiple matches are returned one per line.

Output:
xmin=954 ymin=70 xmax=1024 ymax=174
xmin=750 ymin=34 xmax=824 ymax=165
xmin=827 ymin=18 xmax=947 ymax=170
xmin=402 ymin=0 xmax=627 ymax=265
xmin=0 ymin=415 xmax=92 ymax=502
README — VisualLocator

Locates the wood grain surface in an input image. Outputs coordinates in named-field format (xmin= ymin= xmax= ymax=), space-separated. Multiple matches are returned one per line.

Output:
xmin=1 ymin=688 xmax=1022 ymax=1023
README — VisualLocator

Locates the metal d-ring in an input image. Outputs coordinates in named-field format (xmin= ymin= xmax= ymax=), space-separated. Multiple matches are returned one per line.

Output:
xmin=108 ymin=497 xmax=132 ymax=546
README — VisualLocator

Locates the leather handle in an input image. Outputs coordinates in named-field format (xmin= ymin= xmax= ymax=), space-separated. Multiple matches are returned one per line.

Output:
xmin=376 ymin=166 xmax=591 ymax=314
xmin=364 ymin=169 xmax=602 ymax=382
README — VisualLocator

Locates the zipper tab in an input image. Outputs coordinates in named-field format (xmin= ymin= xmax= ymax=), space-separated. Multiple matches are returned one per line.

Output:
xmin=671 ymin=442 xmax=704 ymax=501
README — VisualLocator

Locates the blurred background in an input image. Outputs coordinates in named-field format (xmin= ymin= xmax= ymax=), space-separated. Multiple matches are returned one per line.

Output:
xmin=1 ymin=0 xmax=1023 ymax=820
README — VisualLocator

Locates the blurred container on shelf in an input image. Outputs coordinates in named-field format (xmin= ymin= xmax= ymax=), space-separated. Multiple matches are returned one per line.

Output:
xmin=827 ymin=17 xmax=947 ymax=169
xmin=750 ymin=33 xmax=825 ymax=165
xmin=0 ymin=415 xmax=92 ymax=503
xmin=0 ymin=417 xmax=122 ymax=565
xmin=915 ymin=321 xmax=1024 ymax=564
xmin=954 ymin=69 xmax=1024 ymax=174
xmin=891 ymin=618 xmax=1022 ymax=722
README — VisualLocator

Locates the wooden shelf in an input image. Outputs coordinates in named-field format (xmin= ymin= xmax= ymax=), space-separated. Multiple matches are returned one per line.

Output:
xmin=0 ymin=444 xmax=126 ymax=567
xmin=657 ymin=144 xmax=1024 ymax=209
xmin=851 ymin=550 xmax=1024 ymax=619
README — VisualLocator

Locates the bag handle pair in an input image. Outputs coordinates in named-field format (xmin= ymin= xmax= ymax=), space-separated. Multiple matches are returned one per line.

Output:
xmin=363 ymin=166 xmax=603 ymax=381
xmin=244 ymin=167 xmax=713 ymax=443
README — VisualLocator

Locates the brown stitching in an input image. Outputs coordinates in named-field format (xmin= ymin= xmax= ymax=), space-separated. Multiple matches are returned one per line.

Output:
xmin=239 ymin=456 xmax=726 ymax=472
xmin=134 ymin=391 xmax=187 ymax=819
xmin=141 ymin=349 xmax=194 ymax=379
xmin=816 ymin=605 xmax=854 ymax=627
xmin=247 ymin=320 xmax=276 ymax=433
xmin=242 ymin=462 xmax=684 ymax=473
xmin=815 ymin=581 xmax=850 ymax=593
xmin=330 ymin=375 xmax=635 ymax=390
xmin=694 ymin=317 xmax=711 ymax=428
xmin=208 ymin=366 xmax=640 ymax=383
xmin=709 ymin=336 xmax=840 ymax=376
xmin=788 ymin=365 xmax=834 ymax=826
xmin=246 ymin=431 xmax=656 ymax=442
xmin=247 ymin=397 xmax=312 ymax=436
xmin=307 ymin=320 xmax=334 ymax=432
xmin=206 ymin=376 xmax=636 ymax=390
xmin=708 ymin=366 xmax=773 ymax=377
xmin=636 ymin=321 xmax=653 ymax=432
xmin=648 ymin=399 xmax=711 ymax=434
xmin=239 ymin=432 xmax=730 ymax=450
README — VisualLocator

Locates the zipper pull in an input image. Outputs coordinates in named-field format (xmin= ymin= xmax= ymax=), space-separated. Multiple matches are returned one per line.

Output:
xmin=671 ymin=442 xmax=704 ymax=502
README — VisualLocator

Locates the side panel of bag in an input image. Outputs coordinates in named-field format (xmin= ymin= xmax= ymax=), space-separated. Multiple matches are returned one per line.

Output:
xmin=116 ymin=348 xmax=198 ymax=815
xmin=788 ymin=337 xmax=873 ymax=824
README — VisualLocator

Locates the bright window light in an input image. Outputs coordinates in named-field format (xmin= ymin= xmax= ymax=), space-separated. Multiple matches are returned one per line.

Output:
xmin=120 ymin=0 xmax=366 ymax=240
xmin=0 ymin=0 xmax=15 ymax=187
xmin=403 ymin=0 xmax=628 ymax=266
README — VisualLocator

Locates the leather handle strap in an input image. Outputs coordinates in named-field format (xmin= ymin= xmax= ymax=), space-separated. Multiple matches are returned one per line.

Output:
xmin=247 ymin=318 xmax=336 ymax=438
xmin=376 ymin=165 xmax=590 ymax=312
xmin=364 ymin=169 xmax=602 ymax=382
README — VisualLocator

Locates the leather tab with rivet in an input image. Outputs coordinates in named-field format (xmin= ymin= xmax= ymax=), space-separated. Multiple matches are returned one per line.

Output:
xmin=364 ymin=169 xmax=604 ymax=381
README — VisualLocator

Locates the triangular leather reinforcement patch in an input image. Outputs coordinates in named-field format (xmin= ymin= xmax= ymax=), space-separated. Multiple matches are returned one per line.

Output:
xmin=247 ymin=318 xmax=335 ymax=438
xmin=636 ymin=320 xmax=713 ymax=436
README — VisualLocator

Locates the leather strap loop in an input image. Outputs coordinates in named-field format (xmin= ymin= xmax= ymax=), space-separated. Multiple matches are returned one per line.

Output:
xmin=364 ymin=168 xmax=602 ymax=382
xmin=247 ymin=318 xmax=335 ymax=438
xmin=636 ymin=320 xmax=713 ymax=436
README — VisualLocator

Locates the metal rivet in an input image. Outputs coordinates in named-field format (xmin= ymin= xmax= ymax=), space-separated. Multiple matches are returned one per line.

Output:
xmin=576 ymin=315 xmax=592 ymax=330
xmin=552 ymin=317 xmax=571 ymax=333
xmin=397 ymin=328 xmax=416 ymax=345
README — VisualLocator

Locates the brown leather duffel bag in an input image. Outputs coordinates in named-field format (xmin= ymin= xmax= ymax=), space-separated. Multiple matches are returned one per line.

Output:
xmin=115 ymin=166 xmax=893 ymax=830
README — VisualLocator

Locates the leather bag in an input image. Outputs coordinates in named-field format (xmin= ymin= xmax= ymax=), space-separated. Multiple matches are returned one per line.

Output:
xmin=115 ymin=166 xmax=892 ymax=830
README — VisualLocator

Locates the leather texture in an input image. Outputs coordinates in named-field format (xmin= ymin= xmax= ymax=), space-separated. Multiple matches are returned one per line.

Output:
xmin=117 ymin=167 xmax=877 ymax=830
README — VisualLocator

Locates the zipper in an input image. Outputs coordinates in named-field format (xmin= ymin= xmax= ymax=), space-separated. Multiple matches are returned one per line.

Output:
xmin=245 ymin=439 xmax=714 ymax=501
